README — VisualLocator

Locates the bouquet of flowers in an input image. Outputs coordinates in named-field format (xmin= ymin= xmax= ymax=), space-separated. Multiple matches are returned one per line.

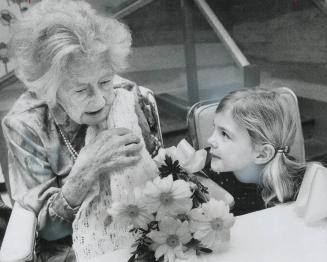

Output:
xmin=107 ymin=140 xmax=235 ymax=262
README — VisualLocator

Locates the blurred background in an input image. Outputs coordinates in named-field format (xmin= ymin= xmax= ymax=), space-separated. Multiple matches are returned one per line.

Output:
xmin=2 ymin=0 xmax=327 ymax=204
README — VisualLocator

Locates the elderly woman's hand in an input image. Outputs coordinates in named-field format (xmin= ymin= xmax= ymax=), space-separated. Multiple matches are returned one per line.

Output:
xmin=62 ymin=128 xmax=142 ymax=207
xmin=79 ymin=127 xmax=142 ymax=175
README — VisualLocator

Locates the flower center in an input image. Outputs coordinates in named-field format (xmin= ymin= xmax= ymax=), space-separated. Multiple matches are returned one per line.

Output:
xmin=210 ymin=218 xmax=223 ymax=231
xmin=160 ymin=192 xmax=173 ymax=205
xmin=176 ymin=213 xmax=190 ymax=222
xmin=127 ymin=205 xmax=139 ymax=218
xmin=166 ymin=235 xmax=180 ymax=248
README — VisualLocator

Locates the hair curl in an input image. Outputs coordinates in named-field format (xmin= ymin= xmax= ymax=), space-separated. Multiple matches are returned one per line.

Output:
xmin=10 ymin=0 xmax=131 ymax=106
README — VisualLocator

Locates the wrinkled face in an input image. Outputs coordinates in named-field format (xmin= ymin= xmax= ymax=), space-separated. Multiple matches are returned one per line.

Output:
xmin=57 ymin=56 xmax=115 ymax=126
xmin=208 ymin=109 xmax=258 ymax=174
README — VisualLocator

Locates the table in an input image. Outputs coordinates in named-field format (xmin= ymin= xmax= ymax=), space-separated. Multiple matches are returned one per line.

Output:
xmin=87 ymin=203 xmax=327 ymax=262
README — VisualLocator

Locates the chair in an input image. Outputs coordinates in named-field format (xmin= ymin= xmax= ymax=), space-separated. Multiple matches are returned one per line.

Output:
xmin=187 ymin=87 xmax=305 ymax=162
xmin=0 ymin=202 xmax=36 ymax=262
xmin=295 ymin=162 xmax=327 ymax=225
xmin=0 ymin=86 xmax=163 ymax=262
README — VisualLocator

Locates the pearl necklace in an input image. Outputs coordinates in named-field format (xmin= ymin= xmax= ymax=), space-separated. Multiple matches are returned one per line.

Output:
xmin=57 ymin=125 xmax=79 ymax=161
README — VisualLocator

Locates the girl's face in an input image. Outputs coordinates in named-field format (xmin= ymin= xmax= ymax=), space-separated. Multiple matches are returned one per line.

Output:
xmin=208 ymin=109 xmax=258 ymax=174
xmin=56 ymin=57 xmax=115 ymax=126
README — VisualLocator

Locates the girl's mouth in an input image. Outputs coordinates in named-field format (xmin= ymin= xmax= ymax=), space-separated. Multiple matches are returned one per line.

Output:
xmin=211 ymin=153 xmax=221 ymax=160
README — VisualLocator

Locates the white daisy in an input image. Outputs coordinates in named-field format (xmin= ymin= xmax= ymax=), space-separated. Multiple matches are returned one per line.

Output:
xmin=107 ymin=188 xmax=153 ymax=229
xmin=189 ymin=198 xmax=235 ymax=251
xmin=153 ymin=140 xmax=207 ymax=174
xmin=143 ymin=175 xmax=193 ymax=220
xmin=147 ymin=216 xmax=192 ymax=262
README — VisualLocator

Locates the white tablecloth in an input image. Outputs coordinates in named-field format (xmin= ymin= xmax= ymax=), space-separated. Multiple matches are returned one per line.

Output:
xmin=87 ymin=203 xmax=327 ymax=262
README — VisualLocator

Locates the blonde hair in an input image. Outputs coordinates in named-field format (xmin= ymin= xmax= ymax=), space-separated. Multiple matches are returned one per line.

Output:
xmin=216 ymin=88 xmax=305 ymax=206
xmin=9 ymin=0 xmax=131 ymax=106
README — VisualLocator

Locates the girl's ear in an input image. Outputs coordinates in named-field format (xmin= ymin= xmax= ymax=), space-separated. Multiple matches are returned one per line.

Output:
xmin=254 ymin=144 xmax=275 ymax=165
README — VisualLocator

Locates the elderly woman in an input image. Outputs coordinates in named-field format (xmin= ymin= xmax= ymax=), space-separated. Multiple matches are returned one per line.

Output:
xmin=2 ymin=0 xmax=161 ymax=261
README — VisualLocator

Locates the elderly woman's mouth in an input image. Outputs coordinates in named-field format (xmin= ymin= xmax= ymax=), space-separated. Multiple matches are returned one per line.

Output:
xmin=86 ymin=108 xmax=104 ymax=115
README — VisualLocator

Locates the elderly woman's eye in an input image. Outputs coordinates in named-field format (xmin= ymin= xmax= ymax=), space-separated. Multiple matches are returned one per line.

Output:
xmin=75 ymin=89 xmax=87 ymax=93
xmin=99 ymin=80 xmax=111 ymax=86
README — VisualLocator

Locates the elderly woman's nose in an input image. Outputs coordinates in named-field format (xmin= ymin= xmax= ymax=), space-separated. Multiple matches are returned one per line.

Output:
xmin=87 ymin=85 xmax=106 ymax=109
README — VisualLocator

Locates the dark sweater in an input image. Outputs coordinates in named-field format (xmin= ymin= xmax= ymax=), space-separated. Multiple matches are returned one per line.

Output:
xmin=203 ymin=149 xmax=304 ymax=216
xmin=207 ymin=170 xmax=265 ymax=216
xmin=203 ymin=148 xmax=265 ymax=216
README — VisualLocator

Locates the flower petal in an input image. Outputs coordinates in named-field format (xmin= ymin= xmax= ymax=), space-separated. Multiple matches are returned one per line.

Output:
xmin=144 ymin=180 xmax=161 ymax=197
xmin=166 ymin=249 xmax=176 ymax=262
xmin=171 ymin=180 xmax=192 ymax=199
xmin=147 ymin=231 xmax=167 ymax=245
xmin=189 ymin=208 xmax=211 ymax=222
xmin=199 ymin=231 xmax=216 ymax=248
xmin=176 ymin=222 xmax=192 ymax=244
xmin=159 ymin=217 xmax=180 ymax=234
xmin=154 ymin=148 xmax=169 ymax=165
xmin=155 ymin=244 xmax=169 ymax=260
xmin=156 ymin=175 xmax=174 ymax=192
xmin=183 ymin=149 xmax=207 ymax=173
xmin=175 ymin=139 xmax=195 ymax=166
xmin=223 ymin=213 xmax=236 ymax=229
xmin=156 ymin=205 xmax=173 ymax=220
xmin=190 ymin=221 xmax=211 ymax=232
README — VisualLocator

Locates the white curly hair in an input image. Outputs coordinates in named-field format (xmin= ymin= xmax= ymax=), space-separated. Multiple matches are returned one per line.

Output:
xmin=9 ymin=0 xmax=132 ymax=105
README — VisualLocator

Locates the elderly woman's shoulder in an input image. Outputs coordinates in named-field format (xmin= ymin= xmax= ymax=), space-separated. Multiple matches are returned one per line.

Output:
xmin=2 ymin=91 xmax=49 ymax=135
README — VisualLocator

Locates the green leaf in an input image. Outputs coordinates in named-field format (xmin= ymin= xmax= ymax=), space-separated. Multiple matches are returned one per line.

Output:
xmin=128 ymin=254 xmax=136 ymax=262
xmin=199 ymin=247 xmax=213 ymax=254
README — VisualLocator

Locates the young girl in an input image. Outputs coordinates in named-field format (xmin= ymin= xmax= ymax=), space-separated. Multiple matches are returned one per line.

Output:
xmin=207 ymin=88 xmax=306 ymax=215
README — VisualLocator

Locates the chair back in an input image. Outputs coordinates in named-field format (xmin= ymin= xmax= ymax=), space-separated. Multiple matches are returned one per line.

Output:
xmin=187 ymin=87 xmax=305 ymax=162
xmin=295 ymin=163 xmax=327 ymax=225
xmin=138 ymin=86 xmax=163 ymax=145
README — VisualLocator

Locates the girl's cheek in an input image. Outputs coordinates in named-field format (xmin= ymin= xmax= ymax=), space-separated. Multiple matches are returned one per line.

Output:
xmin=208 ymin=135 xmax=214 ymax=146
xmin=208 ymin=134 xmax=219 ymax=147
xmin=208 ymin=132 xmax=214 ymax=144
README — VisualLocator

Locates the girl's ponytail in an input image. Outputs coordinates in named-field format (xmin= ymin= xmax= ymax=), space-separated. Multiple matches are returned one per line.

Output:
xmin=262 ymin=150 xmax=305 ymax=206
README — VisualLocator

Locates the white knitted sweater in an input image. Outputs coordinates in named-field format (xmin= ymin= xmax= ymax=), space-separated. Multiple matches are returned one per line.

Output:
xmin=72 ymin=89 xmax=158 ymax=260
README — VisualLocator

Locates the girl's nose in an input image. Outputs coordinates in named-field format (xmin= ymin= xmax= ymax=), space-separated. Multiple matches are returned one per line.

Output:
xmin=208 ymin=133 xmax=218 ymax=148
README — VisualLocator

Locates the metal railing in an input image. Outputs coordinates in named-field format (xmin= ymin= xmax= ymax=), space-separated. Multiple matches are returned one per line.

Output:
xmin=0 ymin=71 xmax=16 ymax=92
xmin=113 ymin=0 xmax=155 ymax=19
xmin=193 ymin=0 xmax=250 ymax=69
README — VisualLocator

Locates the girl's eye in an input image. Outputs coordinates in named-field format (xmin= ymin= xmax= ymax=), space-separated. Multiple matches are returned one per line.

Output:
xmin=222 ymin=131 xmax=230 ymax=139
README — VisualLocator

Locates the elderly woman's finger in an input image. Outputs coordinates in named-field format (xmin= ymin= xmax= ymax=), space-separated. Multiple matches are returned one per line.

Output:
xmin=103 ymin=155 xmax=142 ymax=172
xmin=118 ymin=133 xmax=141 ymax=146
xmin=107 ymin=128 xmax=132 ymax=136
xmin=123 ymin=143 xmax=143 ymax=156
xmin=96 ymin=128 xmax=132 ymax=142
